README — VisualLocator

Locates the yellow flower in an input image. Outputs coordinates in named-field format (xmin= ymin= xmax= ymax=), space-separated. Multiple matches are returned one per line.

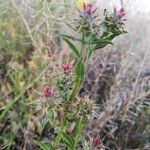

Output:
xmin=19 ymin=81 xmax=25 ymax=88
xmin=76 ymin=0 xmax=84 ymax=9
xmin=76 ymin=0 xmax=92 ymax=9
xmin=29 ymin=60 xmax=36 ymax=69
xmin=84 ymin=0 xmax=92 ymax=3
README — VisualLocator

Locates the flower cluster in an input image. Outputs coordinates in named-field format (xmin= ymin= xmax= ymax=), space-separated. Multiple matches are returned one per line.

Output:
xmin=83 ymin=3 xmax=92 ymax=16
xmin=43 ymin=87 xmax=54 ymax=98
xmin=114 ymin=7 xmax=126 ymax=20
xmin=92 ymin=136 xmax=102 ymax=148
xmin=118 ymin=7 xmax=126 ymax=18
xmin=62 ymin=64 xmax=72 ymax=74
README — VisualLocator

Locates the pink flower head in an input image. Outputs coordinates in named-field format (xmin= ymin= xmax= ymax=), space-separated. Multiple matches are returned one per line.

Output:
xmin=62 ymin=64 xmax=72 ymax=74
xmin=118 ymin=7 xmax=126 ymax=19
xmin=84 ymin=3 xmax=92 ymax=15
xmin=92 ymin=136 xmax=102 ymax=148
xmin=43 ymin=87 xmax=54 ymax=98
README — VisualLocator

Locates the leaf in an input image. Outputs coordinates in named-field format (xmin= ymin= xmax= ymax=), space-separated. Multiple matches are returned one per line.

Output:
xmin=68 ymin=57 xmax=85 ymax=101
xmin=73 ymin=118 xmax=87 ymax=149
xmin=60 ymin=34 xmax=81 ymax=41
xmin=92 ymin=29 xmax=127 ymax=51
xmin=75 ymin=57 xmax=85 ymax=83
xmin=34 ymin=140 xmax=51 ymax=150
xmin=62 ymin=38 xmax=80 ymax=58
xmin=61 ymin=132 xmax=74 ymax=149
xmin=74 ymin=118 xmax=83 ymax=143
xmin=93 ymin=39 xmax=113 ymax=50
xmin=65 ymin=22 xmax=77 ymax=31
xmin=76 ymin=118 xmax=84 ymax=132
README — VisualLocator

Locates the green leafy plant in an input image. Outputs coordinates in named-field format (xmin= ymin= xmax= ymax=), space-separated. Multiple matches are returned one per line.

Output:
xmin=36 ymin=0 xmax=127 ymax=149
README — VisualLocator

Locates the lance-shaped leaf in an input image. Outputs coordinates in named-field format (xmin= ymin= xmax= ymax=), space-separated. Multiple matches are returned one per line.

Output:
xmin=75 ymin=57 xmax=85 ymax=83
xmin=92 ymin=38 xmax=113 ymax=51
xmin=61 ymin=132 xmax=74 ymax=149
xmin=69 ymin=57 xmax=85 ymax=101
xmin=74 ymin=117 xmax=85 ymax=145
xmin=62 ymin=37 xmax=80 ymax=58
xmin=34 ymin=140 xmax=52 ymax=150
xmin=92 ymin=29 xmax=127 ymax=51
xmin=60 ymin=34 xmax=81 ymax=41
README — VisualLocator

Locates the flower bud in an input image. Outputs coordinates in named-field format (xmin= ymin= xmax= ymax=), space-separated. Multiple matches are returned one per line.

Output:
xmin=92 ymin=136 xmax=102 ymax=148
xmin=43 ymin=87 xmax=54 ymax=98
xmin=62 ymin=64 xmax=72 ymax=74
xmin=114 ymin=7 xmax=126 ymax=19
xmin=118 ymin=7 xmax=126 ymax=19
xmin=84 ymin=3 xmax=92 ymax=15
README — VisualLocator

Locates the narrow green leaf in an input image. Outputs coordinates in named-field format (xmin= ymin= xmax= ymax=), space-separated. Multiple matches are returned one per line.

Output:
xmin=75 ymin=57 xmax=85 ymax=82
xmin=93 ymin=40 xmax=113 ymax=50
xmin=76 ymin=118 xmax=83 ymax=132
xmin=34 ymin=140 xmax=51 ymax=150
xmin=73 ymin=118 xmax=87 ymax=149
xmin=60 ymin=34 xmax=81 ymax=41
xmin=65 ymin=22 xmax=77 ymax=31
xmin=63 ymin=38 xmax=80 ymax=58
xmin=74 ymin=118 xmax=83 ymax=142
xmin=68 ymin=57 xmax=85 ymax=101
xmin=92 ymin=29 xmax=127 ymax=51
xmin=61 ymin=132 xmax=74 ymax=149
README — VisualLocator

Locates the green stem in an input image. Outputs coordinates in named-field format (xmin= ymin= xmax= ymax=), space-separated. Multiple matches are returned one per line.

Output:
xmin=54 ymin=33 xmax=92 ymax=149
xmin=69 ymin=79 xmax=83 ymax=102
xmin=69 ymin=51 xmax=90 ymax=102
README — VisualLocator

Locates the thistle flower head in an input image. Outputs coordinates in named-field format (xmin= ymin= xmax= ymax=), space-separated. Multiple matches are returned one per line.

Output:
xmin=114 ymin=7 xmax=126 ymax=19
xmin=62 ymin=64 xmax=72 ymax=74
xmin=84 ymin=3 xmax=92 ymax=15
xmin=92 ymin=136 xmax=102 ymax=148
xmin=118 ymin=7 xmax=126 ymax=18
xmin=43 ymin=87 xmax=54 ymax=98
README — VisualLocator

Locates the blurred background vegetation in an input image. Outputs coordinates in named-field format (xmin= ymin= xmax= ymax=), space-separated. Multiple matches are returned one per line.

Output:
xmin=0 ymin=0 xmax=149 ymax=149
